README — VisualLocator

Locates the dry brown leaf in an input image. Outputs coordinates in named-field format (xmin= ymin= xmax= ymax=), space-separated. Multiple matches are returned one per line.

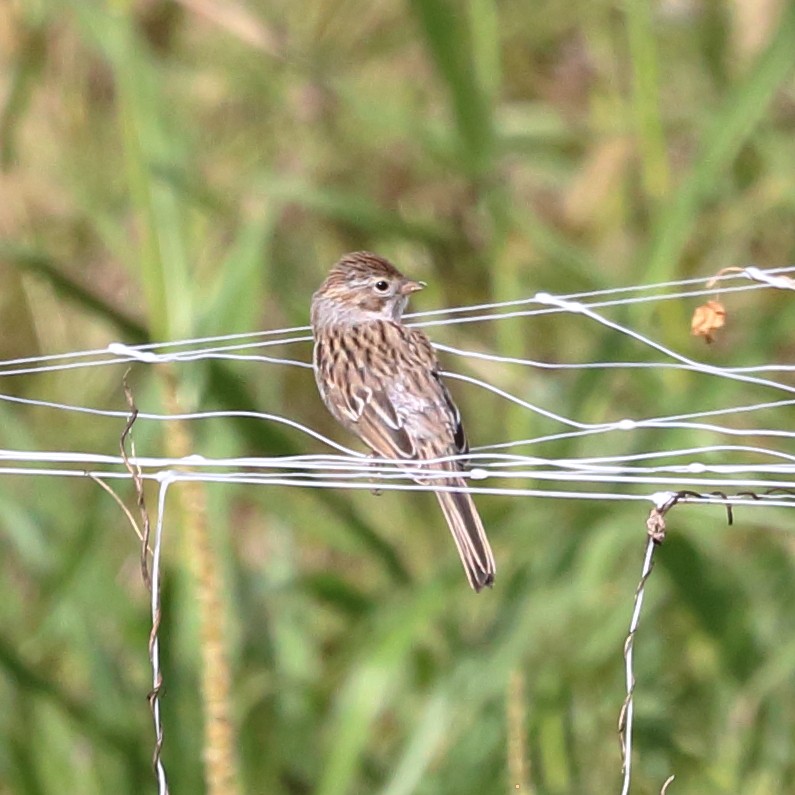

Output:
xmin=691 ymin=299 xmax=726 ymax=344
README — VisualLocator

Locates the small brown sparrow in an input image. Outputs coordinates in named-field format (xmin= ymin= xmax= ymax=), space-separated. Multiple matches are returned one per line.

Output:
xmin=311 ymin=251 xmax=496 ymax=591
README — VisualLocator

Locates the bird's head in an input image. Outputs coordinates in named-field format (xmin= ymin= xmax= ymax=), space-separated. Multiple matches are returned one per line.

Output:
xmin=311 ymin=251 xmax=425 ymax=329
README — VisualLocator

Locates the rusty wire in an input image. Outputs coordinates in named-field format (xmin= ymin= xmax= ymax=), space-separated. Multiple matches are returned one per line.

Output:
xmin=120 ymin=370 xmax=169 ymax=795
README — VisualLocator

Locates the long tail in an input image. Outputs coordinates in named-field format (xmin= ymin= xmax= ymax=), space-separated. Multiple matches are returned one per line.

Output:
xmin=434 ymin=480 xmax=496 ymax=592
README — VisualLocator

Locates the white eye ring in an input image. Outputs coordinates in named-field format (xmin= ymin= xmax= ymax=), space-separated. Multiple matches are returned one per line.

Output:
xmin=374 ymin=280 xmax=390 ymax=293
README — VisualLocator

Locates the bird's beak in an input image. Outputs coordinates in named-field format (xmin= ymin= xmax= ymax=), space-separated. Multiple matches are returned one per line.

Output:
xmin=399 ymin=279 xmax=426 ymax=295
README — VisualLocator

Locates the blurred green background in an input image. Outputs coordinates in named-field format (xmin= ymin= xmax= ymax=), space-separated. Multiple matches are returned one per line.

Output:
xmin=1 ymin=0 xmax=795 ymax=793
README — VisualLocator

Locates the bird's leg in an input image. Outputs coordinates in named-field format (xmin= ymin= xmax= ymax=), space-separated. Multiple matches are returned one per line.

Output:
xmin=368 ymin=451 xmax=382 ymax=496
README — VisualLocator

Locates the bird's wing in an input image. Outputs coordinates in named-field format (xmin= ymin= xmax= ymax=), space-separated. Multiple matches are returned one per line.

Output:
xmin=347 ymin=380 xmax=418 ymax=459
xmin=349 ymin=323 xmax=463 ymax=463
xmin=314 ymin=327 xmax=418 ymax=459
xmin=315 ymin=321 xmax=465 ymax=464
xmin=436 ymin=372 xmax=469 ymax=458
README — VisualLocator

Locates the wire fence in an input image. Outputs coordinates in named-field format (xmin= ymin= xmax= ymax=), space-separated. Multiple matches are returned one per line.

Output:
xmin=1 ymin=265 xmax=793 ymax=793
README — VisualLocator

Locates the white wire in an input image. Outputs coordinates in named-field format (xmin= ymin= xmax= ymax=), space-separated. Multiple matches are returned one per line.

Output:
xmin=0 ymin=265 xmax=791 ymax=509
xmin=1 ymin=263 xmax=792 ymax=376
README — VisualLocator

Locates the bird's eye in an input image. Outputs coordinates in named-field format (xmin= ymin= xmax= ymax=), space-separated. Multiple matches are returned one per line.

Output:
xmin=374 ymin=280 xmax=390 ymax=293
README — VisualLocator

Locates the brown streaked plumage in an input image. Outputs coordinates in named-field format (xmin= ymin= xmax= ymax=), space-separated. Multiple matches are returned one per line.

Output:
xmin=311 ymin=251 xmax=496 ymax=592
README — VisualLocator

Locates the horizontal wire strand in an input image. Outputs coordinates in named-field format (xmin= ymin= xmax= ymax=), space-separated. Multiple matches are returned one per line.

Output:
xmin=0 ymin=266 xmax=791 ymax=509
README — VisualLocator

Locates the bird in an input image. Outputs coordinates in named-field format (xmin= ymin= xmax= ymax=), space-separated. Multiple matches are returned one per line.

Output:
xmin=310 ymin=251 xmax=496 ymax=592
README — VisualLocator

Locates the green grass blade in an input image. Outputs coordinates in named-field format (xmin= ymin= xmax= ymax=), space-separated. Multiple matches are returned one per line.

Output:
xmin=644 ymin=3 xmax=795 ymax=281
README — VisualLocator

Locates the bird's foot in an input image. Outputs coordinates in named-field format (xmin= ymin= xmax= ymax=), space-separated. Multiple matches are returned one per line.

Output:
xmin=368 ymin=452 xmax=382 ymax=496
